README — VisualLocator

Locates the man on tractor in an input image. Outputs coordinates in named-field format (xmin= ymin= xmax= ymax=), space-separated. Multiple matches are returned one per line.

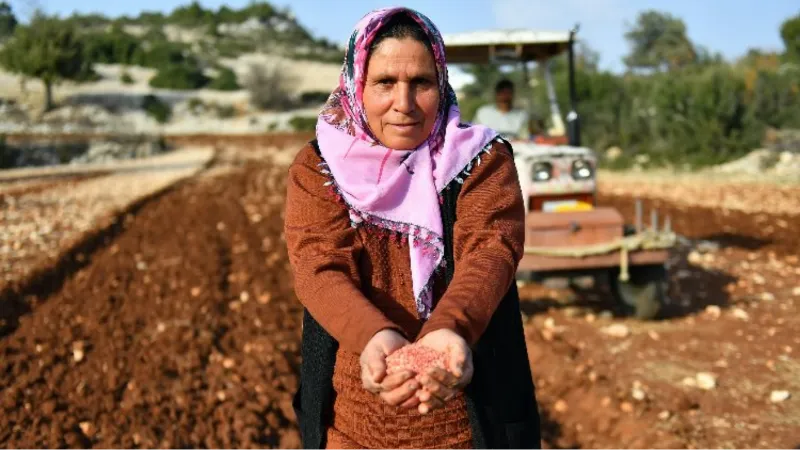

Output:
xmin=473 ymin=79 xmax=539 ymax=140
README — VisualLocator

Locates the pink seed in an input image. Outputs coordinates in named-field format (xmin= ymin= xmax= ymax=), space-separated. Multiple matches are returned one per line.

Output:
xmin=386 ymin=343 xmax=447 ymax=375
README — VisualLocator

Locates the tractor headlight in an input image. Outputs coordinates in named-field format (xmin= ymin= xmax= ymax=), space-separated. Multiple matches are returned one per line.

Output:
xmin=531 ymin=162 xmax=552 ymax=182
xmin=571 ymin=159 xmax=594 ymax=180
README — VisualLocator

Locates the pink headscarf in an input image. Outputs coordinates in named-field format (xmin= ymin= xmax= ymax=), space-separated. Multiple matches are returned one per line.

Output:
xmin=315 ymin=7 xmax=498 ymax=319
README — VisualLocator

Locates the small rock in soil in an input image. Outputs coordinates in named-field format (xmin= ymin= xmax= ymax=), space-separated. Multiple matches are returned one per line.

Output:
xmin=682 ymin=377 xmax=698 ymax=388
xmin=760 ymin=292 xmax=775 ymax=302
xmin=658 ymin=410 xmax=672 ymax=420
xmin=731 ymin=308 xmax=750 ymax=321
xmin=79 ymin=422 xmax=95 ymax=438
xmin=601 ymin=324 xmax=630 ymax=338
xmin=696 ymin=372 xmax=717 ymax=390
xmin=696 ymin=241 xmax=720 ymax=253
xmin=620 ymin=402 xmax=634 ymax=413
xmin=704 ymin=305 xmax=721 ymax=319
xmin=770 ymin=390 xmax=791 ymax=403
xmin=554 ymin=399 xmax=568 ymax=413
xmin=713 ymin=417 xmax=731 ymax=428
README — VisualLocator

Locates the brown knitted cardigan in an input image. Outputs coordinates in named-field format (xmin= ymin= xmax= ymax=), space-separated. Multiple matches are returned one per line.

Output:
xmin=284 ymin=138 xmax=539 ymax=448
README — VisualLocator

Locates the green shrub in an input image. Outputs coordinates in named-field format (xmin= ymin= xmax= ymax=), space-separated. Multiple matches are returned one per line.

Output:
xmin=300 ymin=90 xmax=330 ymax=105
xmin=169 ymin=1 xmax=213 ymax=26
xmin=142 ymin=94 xmax=171 ymax=123
xmin=149 ymin=64 xmax=210 ymax=90
xmin=81 ymin=28 xmax=141 ymax=65
xmin=214 ymin=103 xmax=236 ymax=118
xmin=132 ymin=41 xmax=189 ymax=70
xmin=288 ymin=116 xmax=317 ymax=132
xmin=208 ymin=67 xmax=240 ymax=91
xmin=120 ymin=71 xmax=134 ymax=84
xmin=187 ymin=97 xmax=205 ymax=113
xmin=214 ymin=38 xmax=257 ymax=58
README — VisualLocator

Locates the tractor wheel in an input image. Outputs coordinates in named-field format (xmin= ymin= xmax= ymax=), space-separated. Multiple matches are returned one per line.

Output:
xmin=609 ymin=264 xmax=667 ymax=320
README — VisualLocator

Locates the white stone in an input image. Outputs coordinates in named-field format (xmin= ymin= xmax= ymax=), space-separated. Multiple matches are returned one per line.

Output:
xmin=770 ymin=390 xmax=790 ymax=403
xmin=601 ymin=324 xmax=630 ymax=338
xmin=696 ymin=372 xmax=717 ymax=390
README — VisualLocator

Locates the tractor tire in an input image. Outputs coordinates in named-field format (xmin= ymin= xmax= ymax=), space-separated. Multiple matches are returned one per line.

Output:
xmin=609 ymin=264 xmax=667 ymax=320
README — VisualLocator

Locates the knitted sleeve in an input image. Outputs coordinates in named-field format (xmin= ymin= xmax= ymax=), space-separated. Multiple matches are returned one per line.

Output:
xmin=418 ymin=140 xmax=526 ymax=345
xmin=284 ymin=144 xmax=404 ymax=354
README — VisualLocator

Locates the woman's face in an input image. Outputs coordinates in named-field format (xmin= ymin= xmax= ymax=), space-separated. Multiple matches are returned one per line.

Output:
xmin=362 ymin=37 xmax=440 ymax=150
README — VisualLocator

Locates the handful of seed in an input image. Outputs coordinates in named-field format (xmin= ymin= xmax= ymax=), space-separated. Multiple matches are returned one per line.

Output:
xmin=386 ymin=343 xmax=448 ymax=375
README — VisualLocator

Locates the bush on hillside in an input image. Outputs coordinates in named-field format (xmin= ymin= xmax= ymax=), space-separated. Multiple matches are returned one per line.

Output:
xmin=82 ymin=28 xmax=142 ymax=65
xmin=142 ymin=94 xmax=171 ymax=123
xmin=243 ymin=62 xmax=296 ymax=110
xmin=132 ymin=41 xmax=190 ymax=70
xmin=289 ymin=116 xmax=316 ymax=132
xmin=120 ymin=71 xmax=134 ymax=84
xmin=208 ymin=66 xmax=240 ymax=91
xmin=214 ymin=103 xmax=236 ymax=118
xmin=299 ymin=90 xmax=330 ymax=105
xmin=149 ymin=64 xmax=210 ymax=90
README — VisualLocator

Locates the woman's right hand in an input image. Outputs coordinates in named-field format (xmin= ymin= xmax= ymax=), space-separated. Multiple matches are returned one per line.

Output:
xmin=360 ymin=329 xmax=421 ymax=408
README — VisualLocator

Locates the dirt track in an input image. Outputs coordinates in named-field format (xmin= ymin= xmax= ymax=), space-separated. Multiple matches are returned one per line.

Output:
xmin=2 ymin=145 xmax=799 ymax=448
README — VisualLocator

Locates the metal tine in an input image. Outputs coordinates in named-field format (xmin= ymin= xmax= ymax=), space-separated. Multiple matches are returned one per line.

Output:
xmin=635 ymin=199 xmax=642 ymax=233
xmin=650 ymin=209 xmax=658 ymax=232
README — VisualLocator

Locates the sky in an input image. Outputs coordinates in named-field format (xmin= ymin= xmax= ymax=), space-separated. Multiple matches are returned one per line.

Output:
xmin=12 ymin=0 xmax=799 ymax=76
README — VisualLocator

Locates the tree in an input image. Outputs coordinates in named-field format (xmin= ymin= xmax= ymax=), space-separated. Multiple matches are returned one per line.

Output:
xmin=0 ymin=13 xmax=89 ymax=111
xmin=169 ymin=1 xmax=212 ymax=26
xmin=0 ymin=1 xmax=17 ymax=39
xmin=623 ymin=10 xmax=697 ymax=72
xmin=780 ymin=13 xmax=800 ymax=62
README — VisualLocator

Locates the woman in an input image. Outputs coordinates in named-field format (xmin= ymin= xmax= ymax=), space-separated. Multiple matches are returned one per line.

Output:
xmin=284 ymin=7 xmax=540 ymax=449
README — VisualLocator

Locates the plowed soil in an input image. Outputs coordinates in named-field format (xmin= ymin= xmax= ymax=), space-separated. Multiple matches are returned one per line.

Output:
xmin=1 ymin=152 xmax=303 ymax=448
xmin=2 ymin=144 xmax=799 ymax=449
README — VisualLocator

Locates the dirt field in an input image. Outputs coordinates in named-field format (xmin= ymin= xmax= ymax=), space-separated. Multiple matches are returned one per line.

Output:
xmin=2 ymin=142 xmax=799 ymax=448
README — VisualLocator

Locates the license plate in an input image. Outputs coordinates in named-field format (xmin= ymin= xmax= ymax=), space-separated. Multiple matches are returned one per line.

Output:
xmin=542 ymin=200 xmax=594 ymax=213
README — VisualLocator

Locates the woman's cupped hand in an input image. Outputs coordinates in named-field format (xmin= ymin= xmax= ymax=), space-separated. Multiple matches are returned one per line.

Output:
xmin=360 ymin=328 xmax=474 ymax=414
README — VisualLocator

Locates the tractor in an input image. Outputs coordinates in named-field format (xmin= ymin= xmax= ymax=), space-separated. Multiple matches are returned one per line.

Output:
xmin=443 ymin=27 xmax=677 ymax=319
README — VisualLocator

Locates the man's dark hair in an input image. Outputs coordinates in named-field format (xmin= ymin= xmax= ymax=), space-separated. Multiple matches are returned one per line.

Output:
xmin=495 ymin=79 xmax=515 ymax=93
xmin=369 ymin=12 xmax=433 ymax=55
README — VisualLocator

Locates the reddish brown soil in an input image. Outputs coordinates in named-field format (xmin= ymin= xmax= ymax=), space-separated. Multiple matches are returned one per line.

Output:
xmin=1 ymin=157 xmax=303 ymax=448
xmin=2 ymin=148 xmax=799 ymax=449
xmin=520 ymin=192 xmax=800 ymax=449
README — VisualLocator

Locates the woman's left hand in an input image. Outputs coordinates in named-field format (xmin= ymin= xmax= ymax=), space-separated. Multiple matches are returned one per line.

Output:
xmin=414 ymin=329 xmax=474 ymax=414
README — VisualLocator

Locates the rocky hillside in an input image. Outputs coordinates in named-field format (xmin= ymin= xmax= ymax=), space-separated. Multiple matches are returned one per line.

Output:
xmin=0 ymin=1 xmax=343 ymax=135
